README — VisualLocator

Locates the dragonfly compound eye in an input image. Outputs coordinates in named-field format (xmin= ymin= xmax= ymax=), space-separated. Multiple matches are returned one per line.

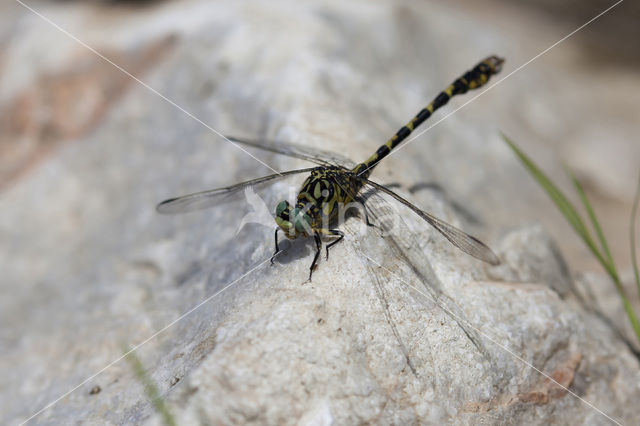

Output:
xmin=291 ymin=207 xmax=311 ymax=234
xmin=275 ymin=200 xmax=296 ymax=236
xmin=275 ymin=200 xmax=290 ymax=218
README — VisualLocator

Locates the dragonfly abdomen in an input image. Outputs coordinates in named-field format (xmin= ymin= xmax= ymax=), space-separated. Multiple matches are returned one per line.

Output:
xmin=352 ymin=56 xmax=504 ymax=179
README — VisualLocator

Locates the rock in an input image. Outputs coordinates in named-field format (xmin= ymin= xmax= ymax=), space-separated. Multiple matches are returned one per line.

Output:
xmin=489 ymin=225 xmax=574 ymax=298
xmin=1 ymin=0 xmax=638 ymax=425
xmin=0 ymin=33 xmax=176 ymax=189
xmin=574 ymin=272 xmax=640 ymax=355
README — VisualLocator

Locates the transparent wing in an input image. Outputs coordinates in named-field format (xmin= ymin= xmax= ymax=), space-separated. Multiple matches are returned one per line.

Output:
xmin=341 ymin=181 xmax=493 ymax=368
xmin=156 ymin=168 xmax=316 ymax=214
xmin=226 ymin=135 xmax=357 ymax=169
xmin=359 ymin=178 xmax=500 ymax=265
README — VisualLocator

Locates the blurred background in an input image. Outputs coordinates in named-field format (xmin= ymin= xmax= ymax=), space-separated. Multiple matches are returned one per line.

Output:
xmin=1 ymin=0 xmax=638 ymax=423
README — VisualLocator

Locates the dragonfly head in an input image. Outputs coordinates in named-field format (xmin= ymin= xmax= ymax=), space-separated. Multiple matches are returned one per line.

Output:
xmin=275 ymin=200 xmax=311 ymax=239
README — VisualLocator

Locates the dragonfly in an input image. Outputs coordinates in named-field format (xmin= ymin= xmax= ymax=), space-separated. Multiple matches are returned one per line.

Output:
xmin=157 ymin=56 xmax=504 ymax=281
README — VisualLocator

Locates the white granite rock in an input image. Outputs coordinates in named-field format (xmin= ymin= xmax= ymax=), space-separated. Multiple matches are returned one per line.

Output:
xmin=1 ymin=0 xmax=639 ymax=425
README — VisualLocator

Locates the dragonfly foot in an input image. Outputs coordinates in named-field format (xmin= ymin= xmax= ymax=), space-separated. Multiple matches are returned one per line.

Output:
xmin=324 ymin=230 xmax=344 ymax=261
xmin=304 ymin=270 xmax=314 ymax=284
xmin=270 ymin=250 xmax=282 ymax=265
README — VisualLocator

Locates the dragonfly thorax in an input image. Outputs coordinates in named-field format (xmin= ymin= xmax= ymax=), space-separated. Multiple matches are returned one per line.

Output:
xmin=274 ymin=166 xmax=357 ymax=239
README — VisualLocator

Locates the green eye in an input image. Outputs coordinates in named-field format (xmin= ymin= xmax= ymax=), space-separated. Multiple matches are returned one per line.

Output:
xmin=291 ymin=208 xmax=310 ymax=233
xmin=275 ymin=201 xmax=289 ymax=217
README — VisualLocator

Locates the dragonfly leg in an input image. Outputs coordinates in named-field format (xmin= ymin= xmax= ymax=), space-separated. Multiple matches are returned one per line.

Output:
xmin=307 ymin=233 xmax=323 ymax=282
xmin=270 ymin=228 xmax=280 ymax=265
xmin=325 ymin=229 xmax=344 ymax=261
xmin=355 ymin=196 xmax=376 ymax=227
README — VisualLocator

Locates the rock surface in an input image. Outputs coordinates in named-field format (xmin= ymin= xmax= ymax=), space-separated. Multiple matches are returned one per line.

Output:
xmin=1 ymin=0 xmax=639 ymax=425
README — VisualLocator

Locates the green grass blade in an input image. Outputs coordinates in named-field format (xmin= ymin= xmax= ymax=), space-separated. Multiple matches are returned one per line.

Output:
xmin=503 ymin=133 xmax=640 ymax=344
xmin=125 ymin=349 xmax=176 ymax=426
xmin=568 ymin=169 xmax=617 ymax=278
xmin=621 ymin=296 xmax=640 ymax=344
xmin=502 ymin=134 xmax=599 ymax=255
xmin=631 ymin=174 xmax=640 ymax=299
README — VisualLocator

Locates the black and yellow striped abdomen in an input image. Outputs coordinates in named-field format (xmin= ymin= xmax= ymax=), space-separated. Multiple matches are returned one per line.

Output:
xmin=352 ymin=56 xmax=504 ymax=179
